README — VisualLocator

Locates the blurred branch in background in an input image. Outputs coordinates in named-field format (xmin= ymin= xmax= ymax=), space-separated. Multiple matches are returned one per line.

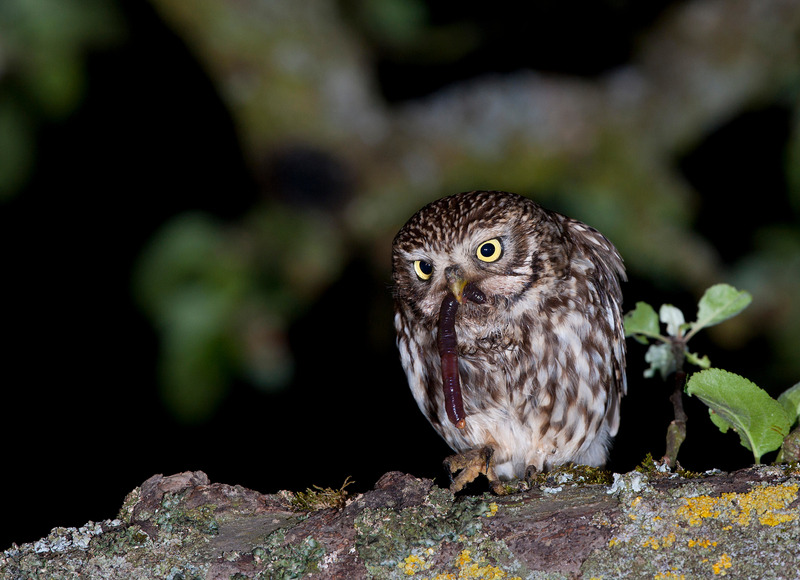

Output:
xmin=0 ymin=0 xmax=122 ymax=199
xmin=4 ymin=0 xmax=799 ymax=424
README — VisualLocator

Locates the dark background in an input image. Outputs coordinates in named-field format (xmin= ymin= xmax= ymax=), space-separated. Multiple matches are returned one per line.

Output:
xmin=2 ymin=0 xmax=793 ymax=549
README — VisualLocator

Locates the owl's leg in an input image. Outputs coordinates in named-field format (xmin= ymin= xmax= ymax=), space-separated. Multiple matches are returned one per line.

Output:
xmin=443 ymin=446 xmax=506 ymax=495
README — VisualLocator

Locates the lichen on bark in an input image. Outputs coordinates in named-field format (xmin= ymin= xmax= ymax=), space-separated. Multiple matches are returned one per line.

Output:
xmin=3 ymin=465 xmax=800 ymax=578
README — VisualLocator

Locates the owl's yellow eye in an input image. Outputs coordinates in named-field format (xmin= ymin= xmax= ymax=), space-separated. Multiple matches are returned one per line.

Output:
xmin=476 ymin=239 xmax=503 ymax=262
xmin=414 ymin=260 xmax=433 ymax=280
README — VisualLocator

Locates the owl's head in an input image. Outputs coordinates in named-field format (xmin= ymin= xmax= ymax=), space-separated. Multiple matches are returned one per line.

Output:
xmin=392 ymin=191 xmax=570 ymax=320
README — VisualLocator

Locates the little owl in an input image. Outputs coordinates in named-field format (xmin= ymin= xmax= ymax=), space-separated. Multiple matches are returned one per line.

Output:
xmin=392 ymin=191 xmax=626 ymax=494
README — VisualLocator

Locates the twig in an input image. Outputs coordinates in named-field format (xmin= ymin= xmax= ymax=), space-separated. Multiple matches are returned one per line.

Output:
xmin=664 ymin=339 xmax=688 ymax=468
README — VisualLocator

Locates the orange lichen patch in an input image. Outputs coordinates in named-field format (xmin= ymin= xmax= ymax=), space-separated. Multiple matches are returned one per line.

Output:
xmin=484 ymin=503 xmax=499 ymax=518
xmin=399 ymin=555 xmax=426 ymax=575
xmin=687 ymin=538 xmax=717 ymax=548
xmin=446 ymin=549 xmax=521 ymax=580
xmin=712 ymin=553 xmax=732 ymax=575
xmin=654 ymin=572 xmax=685 ymax=580
xmin=455 ymin=550 xmax=472 ymax=568
xmin=631 ymin=496 xmax=642 ymax=508
xmin=642 ymin=532 xmax=676 ymax=550
xmin=676 ymin=484 xmax=798 ymax=527
xmin=398 ymin=548 xmax=436 ymax=576
xmin=731 ymin=484 xmax=799 ymax=526
xmin=676 ymin=496 xmax=722 ymax=526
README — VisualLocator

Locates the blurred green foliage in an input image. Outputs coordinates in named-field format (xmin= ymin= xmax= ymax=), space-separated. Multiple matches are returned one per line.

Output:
xmin=0 ymin=0 xmax=121 ymax=199
xmin=134 ymin=208 xmax=344 ymax=423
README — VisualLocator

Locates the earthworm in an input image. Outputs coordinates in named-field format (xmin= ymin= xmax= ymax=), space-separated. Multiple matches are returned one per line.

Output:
xmin=437 ymin=283 xmax=486 ymax=429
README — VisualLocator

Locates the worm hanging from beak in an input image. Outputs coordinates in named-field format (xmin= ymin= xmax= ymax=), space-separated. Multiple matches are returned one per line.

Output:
xmin=437 ymin=282 xmax=486 ymax=429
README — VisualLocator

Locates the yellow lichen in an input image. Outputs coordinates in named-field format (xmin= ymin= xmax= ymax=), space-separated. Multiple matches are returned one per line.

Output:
xmin=485 ymin=503 xmax=499 ymax=517
xmin=608 ymin=537 xmax=620 ymax=547
xmin=457 ymin=561 xmax=512 ymax=579
xmin=455 ymin=550 xmax=472 ymax=568
xmin=444 ymin=549 xmax=521 ymax=580
xmin=398 ymin=553 xmax=433 ymax=576
xmin=676 ymin=495 xmax=722 ymax=526
xmin=687 ymin=538 xmax=716 ymax=548
xmin=730 ymin=484 xmax=799 ymax=526
xmin=398 ymin=549 xmax=437 ymax=576
xmin=654 ymin=573 xmax=685 ymax=580
xmin=712 ymin=553 xmax=732 ymax=575
xmin=676 ymin=484 xmax=798 ymax=527
xmin=642 ymin=532 xmax=676 ymax=550
xmin=631 ymin=496 xmax=642 ymax=508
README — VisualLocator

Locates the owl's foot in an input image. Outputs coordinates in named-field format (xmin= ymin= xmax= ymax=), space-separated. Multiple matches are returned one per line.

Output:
xmin=524 ymin=464 xmax=541 ymax=486
xmin=443 ymin=446 xmax=507 ymax=495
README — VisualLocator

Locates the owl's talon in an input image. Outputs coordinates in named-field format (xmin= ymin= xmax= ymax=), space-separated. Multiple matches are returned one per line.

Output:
xmin=488 ymin=479 xmax=507 ymax=495
xmin=443 ymin=446 xmax=506 ymax=495
xmin=524 ymin=464 xmax=540 ymax=485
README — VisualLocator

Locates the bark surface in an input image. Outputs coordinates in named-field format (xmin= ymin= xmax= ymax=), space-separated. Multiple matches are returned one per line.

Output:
xmin=3 ymin=466 xmax=800 ymax=579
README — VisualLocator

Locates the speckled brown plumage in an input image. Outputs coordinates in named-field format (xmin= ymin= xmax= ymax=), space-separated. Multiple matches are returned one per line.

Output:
xmin=392 ymin=191 xmax=626 ymax=491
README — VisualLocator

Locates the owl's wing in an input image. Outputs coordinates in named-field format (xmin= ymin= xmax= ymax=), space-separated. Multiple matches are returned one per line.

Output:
xmin=560 ymin=216 xmax=628 ymax=435
xmin=559 ymin=217 xmax=626 ymax=299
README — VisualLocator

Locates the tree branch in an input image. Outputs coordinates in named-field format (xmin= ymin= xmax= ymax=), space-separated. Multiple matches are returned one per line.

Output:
xmin=3 ymin=467 xmax=799 ymax=579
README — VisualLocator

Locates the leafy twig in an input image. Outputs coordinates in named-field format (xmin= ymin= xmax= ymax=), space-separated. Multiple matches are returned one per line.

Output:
xmin=624 ymin=284 xmax=751 ymax=466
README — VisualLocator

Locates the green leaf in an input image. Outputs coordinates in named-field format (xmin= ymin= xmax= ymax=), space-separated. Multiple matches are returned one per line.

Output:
xmin=686 ymin=369 xmax=791 ymax=463
xmin=685 ymin=351 xmax=711 ymax=369
xmin=624 ymin=302 xmax=661 ymax=341
xmin=644 ymin=343 xmax=675 ymax=381
xmin=777 ymin=382 xmax=800 ymax=427
xmin=709 ymin=409 xmax=731 ymax=434
xmin=660 ymin=304 xmax=686 ymax=338
xmin=689 ymin=284 xmax=752 ymax=337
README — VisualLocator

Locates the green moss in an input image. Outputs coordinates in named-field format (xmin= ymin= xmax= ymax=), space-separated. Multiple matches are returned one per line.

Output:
xmin=782 ymin=461 xmax=800 ymax=476
xmin=632 ymin=453 xmax=701 ymax=479
xmin=674 ymin=467 xmax=703 ymax=479
xmin=291 ymin=476 xmax=353 ymax=511
xmin=529 ymin=462 xmax=614 ymax=487
xmin=635 ymin=453 xmax=659 ymax=473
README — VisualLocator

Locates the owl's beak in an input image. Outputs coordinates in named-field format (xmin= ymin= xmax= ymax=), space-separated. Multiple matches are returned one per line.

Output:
xmin=445 ymin=266 xmax=469 ymax=304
